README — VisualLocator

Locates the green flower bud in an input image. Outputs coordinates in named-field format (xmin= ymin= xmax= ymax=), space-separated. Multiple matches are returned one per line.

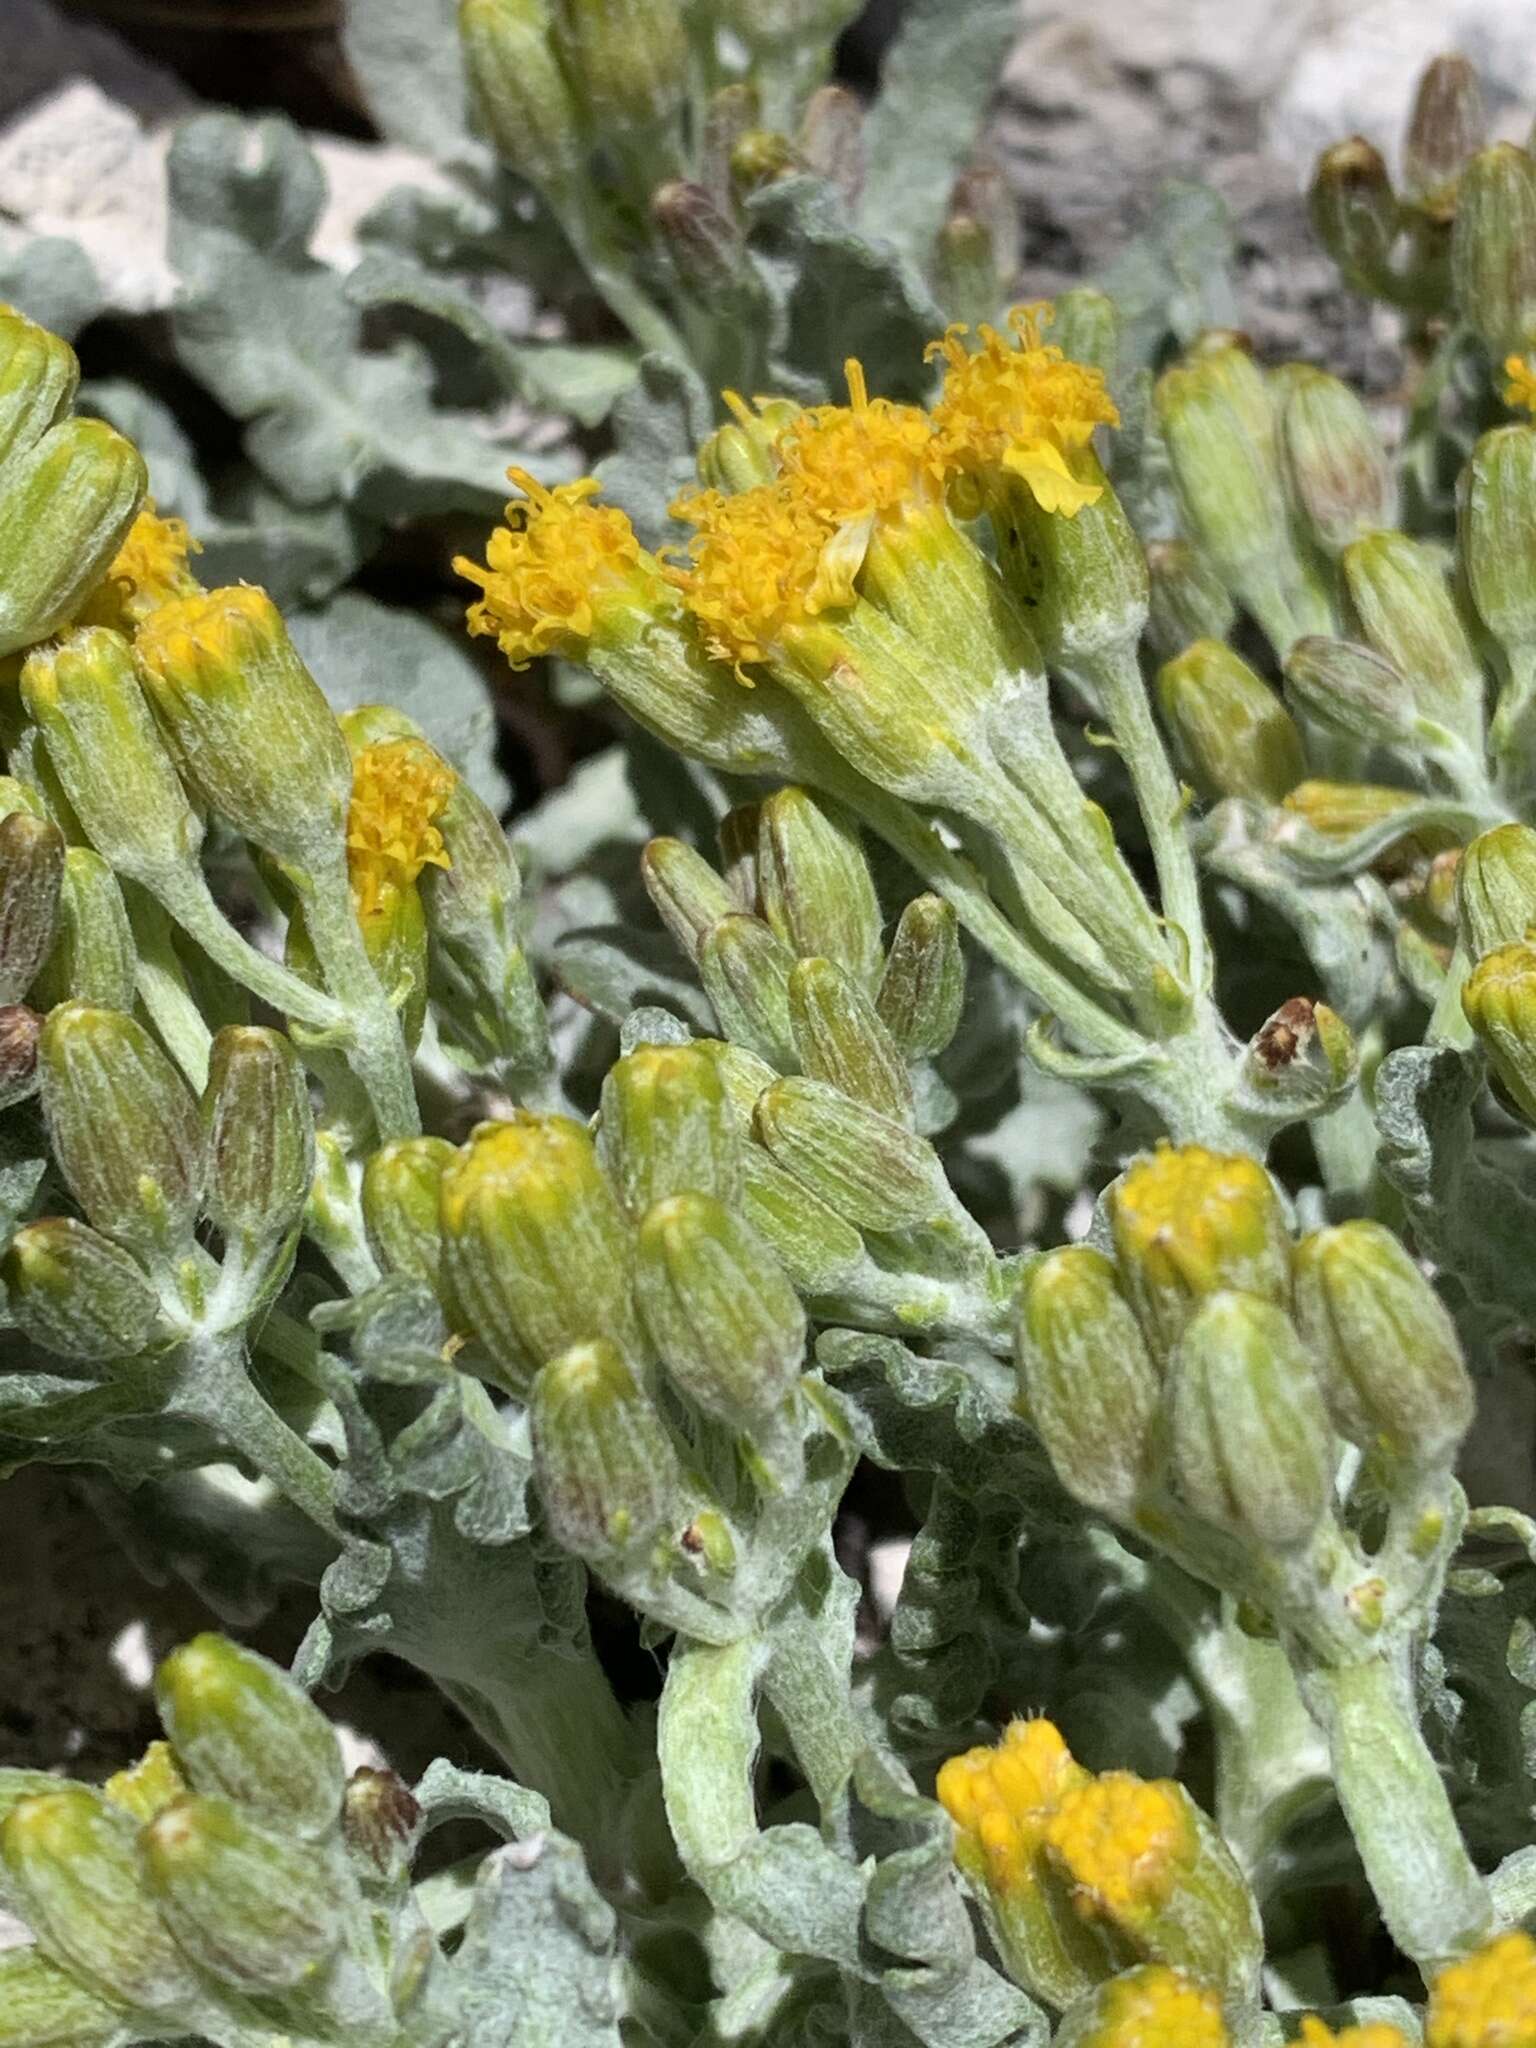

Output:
xmin=730 ymin=128 xmax=799 ymax=197
xmin=1167 ymin=1291 xmax=1334 ymax=1550
xmin=0 ymin=312 xmax=77 ymax=468
xmin=439 ymin=1112 xmax=640 ymax=1388
xmin=134 ymin=586 xmax=352 ymax=875
xmin=1461 ymin=941 xmax=1536 ymax=1123
xmin=139 ymin=1794 xmax=342 ymax=1995
xmin=361 ymin=1135 xmax=456 ymax=1288
xmin=1458 ymin=824 xmax=1536 ymax=955
xmin=1 ymin=1787 xmax=202 ymax=2016
xmin=531 ymin=1337 xmax=687 ymax=1561
xmin=201 ymin=1026 xmax=315 ymax=1249
xmin=1143 ymin=538 xmax=1236 ymax=665
xmin=0 ymin=417 xmax=145 ymax=660
xmin=935 ymin=214 xmax=1000 ymax=334
xmin=1293 ymin=1219 xmax=1473 ymax=1470
xmin=154 ymin=1634 xmax=344 ymax=1840
xmin=740 ymin=1145 xmax=864 ymax=1292
xmin=20 ymin=626 xmax=203 ymax=890
xmin=1308 ymin=138 xmax=1401 ymax=299
xmin=756 ymin=786 xmax=883 ymax=988
xmin=1016 ymin=1246 xmax=1161 ymax=1522
xmin=695 ymin=418 xmax=781 ymax=495
xmin=0 ymin=1002 xmax=42 ymax=1111
xmin=875 ymin=893 xmax=965 ymax=1060
xmin=716 ymin=802 xmax=761 ymax=909
xmin=698 ymin=912 xmax=798 ymax=1071
xmin=1280 ymin=777 xmax=1426 ymax=844
xmin=4 ymin=1216 xmax=161 ymax=1363
xmin=798 ymin=85 xmax=866 ymax=210
xmin=0 ymin=809 xmax=64 ymax=1004
xmin=653 ymin=180 xmax=747 ymax=302
xmin=641 ymin=836 xmax=735 ymax=964
xmin=1283 ymin=633 xmax=1412 ymax=748
xmin=1462 ymin=425 xmax=1536 ymax=666
xmin=1403 ymin=55 xmax=1484 ymax=221
xmin=1341 ymin=530 xmax=1484 ymax=746
xmin=0 ymin=1943 xmax=125 ymax=2048
xmin=1052 ymin=289 xmax=1120 ymax=380
xmin=1108 ymin=1143 xmax=1291 ymax=1364
xmin=38 ymin=1003 xmax=201 ymax=1261
xmin=753 ymin=1074 xmax=945 ymax=1231
xmin=712 ymin=0 xmax=861 ymax=61
xmin=787 ymin=955 xmax=913 ymax=1125
xmin=1451 ymin=142 xmax=1536 ymax=359
xmin=635 ymin=1191 xmax=805 ymax=1424
xmin=999 ymin=457 xmax=1149 ymax=664
xmin=598 ymin=1041 xmax=743 ymax=1218
xmin=25 ymin=847 xmax=136 ymax=1012
xmin=1280 ymin=366 xmax=1394 ymax=556
xmin=459 ymin=0 xmax=584 ymax=194
xmin=1157 ymin=638 xmax=1305 ymax=804
xmin=556 ymin=0 xmax=688 ymax=145
xmin=357 ymin=875 xmax=431 ymax=1053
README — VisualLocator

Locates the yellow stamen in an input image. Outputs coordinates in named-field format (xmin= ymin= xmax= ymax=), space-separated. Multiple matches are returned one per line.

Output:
xmin=1299 ymin=2021 xmax=1412 ymax=2048
xmin=346 ymin=737 xmax=456 ymax=923
xmin=774 ymin=358 xmax=938 ymax=528
xmin=1428 ymin=1929 xmax=1536 ymax=2048
xmin=1042 ymin=1772 xmax=1192 ymax=1921
xmin=455 ymin=468 xmax=648 ymax=669
xmin=1098 ymin=1966 xmax=1229 ymax=2048
xmin=935 ymin=1718 xmax=1087 ymax=1897
xmin=78 ymin=496 xmax=203 ymax=632
xmin=1503 ymin=355 xmax=1536 ymax=416
xmin=666 ymin=480 xmax=857 ymax=675
xmin=927 ymin=302 xmax=1119 ymax=517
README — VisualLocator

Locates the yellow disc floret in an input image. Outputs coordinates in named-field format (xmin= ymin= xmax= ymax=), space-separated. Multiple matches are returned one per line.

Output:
xmin=1096 ymin=1966 xmax=1229 ymax=2048
xmin=775 ymin=359 xmax=939 ymax=527
xmin=456 ymin=469 xmax=648 ymax=668
xmin=666 ymin=480 xmax=860 ymax=674
xmin=1428 ymin=1930 xmax=1536 ymax=2048
xmin=1109 ymin=1141 xmax=1290 ymax=1348
xmin=346 ymin=737 xmax=456 ymax=923
xmin=936 ymin=1718 xmax=1087 ymax=1897
xmin=928 ymin=303 xmax=1119 ymax=517
xmin=78 ymin=496 xmax=203 ymax=632
xmin=1299 ymin=2022 xmax=1412 ymax=2048
xmin=1504 ymin=356 xmax=1536 ymax=417
xmin=1043 ymin=1772 xmax=1192 ymax=1922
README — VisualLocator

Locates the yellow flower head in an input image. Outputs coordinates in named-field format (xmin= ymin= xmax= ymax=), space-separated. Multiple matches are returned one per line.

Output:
xmin=1095 ymin=1966 xmax=1229 ymax=2048
xmin=666 ymin=479 xmax=861 ymax=675
xmin=456 ymin=469 xmax=649 ymax=669
xmin=1428 ymin=1930 xmax=1536 ymax=2048
xmin=104 ymin=1740 xmax=189 ymax=1824
xmin=78 ymin=497 xmax=203 ymax=633
xmin=134 ymin=581 xmax=282 ymax=689
xmin=346 ymin=737 xmax=456 ymax=923
xmin=1299 ymin=2021 xmax=1412 ymax=2048
xmin=935 ymin=1718 xmax=1087 ymax=1897
xmin=1043 ymin=1772 xmax=1193 ymax=1922
xmin=927 ymin=303 xmax=1119 ymax=518
xmin=775 ymin=359 xmax=939 ymax=527
xmin=1503 ymin=356 xmax=1536 ymax=416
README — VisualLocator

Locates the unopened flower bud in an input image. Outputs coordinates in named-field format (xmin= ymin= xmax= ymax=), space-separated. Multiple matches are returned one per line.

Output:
xmin=1168 ymin=1291 xmax=1334 ymax=1550
xmin=202 ymin=1026 xmax=315 ymax=1270
xmin=876 ymin=894 xmax=965 ymax=1060
xmin=1462 ymin=941 xmax=1536 ymax=1123
xmin=1461 ymin=425 xmax=1536 ymax=670
xmin=598 ymin=1042 xmax=743 ymax=1217
xmin=1052 ymin=1965 xmax=1229 ymax=2048
xmin=1403 ymin=55 xmax=1484 ymax=221
xmin=38 ymin=1003 xmax=202 ymax=1262
xmin=716 ymin=802 xmax=761 ymax=909
xmin=1016 ymin=1247 xmax=1161 ymax=1523
xmin=361 ymin=1135 xmax=456 ymax=1289
xmin=642 ymin=837 xmax=736 ymax=964
xmin=342 ymin=1766 xmax=421 ymax=1881
xmin=25 ymin=847 xmax=136 ymax=1012
xmin=1281 ymin=367 xmax=1394 ymax=556
xmin=753 ymin=1075 xmax=946 ymax=1232
xmin=0 ymin=1001 xmax=42 ymax=1110
xmin=0 ymin=1944 xmax=126 ymax=2048
xmin=104 ymin=1741 xmax=187 ymax=1824
xmin=135 ymin=586 xmax=352 ymax=875
xmin=0 ymin=311 xmax=77 ymax=468
xmin=635 ymin=1191 xmax=805 ymax=1424
xmin=698 ymin=913 xmax=798 ymax=1071
xmin=653 ymin=180 xmax=745 ymax=300
xmin=1281 ymin=778 xmax=1425 ymax=842
xmin=1309 ymin=139 xmax=1401 ymax=299
xmin=557 ymin=0 xmax=688 ymax=148
xmin=440 ymin=1112 xmax=641 ymax=1388
xmin=459 ymin=0 xmax=584 ymax=194
xmin=531 ymin=1338 xmax=687 ymax=1561
xmin=1144 ymin=539 xmax=1236 ymax=664
xmin=788 ymin=956 xmax=914 ymax=1124
xmin=140 ymin=1794 xmax=342 ymax=1995
xmin=1002 ymin=456 xmax=1149 ymax=664
xmin=731 ymin=129 xmax=798 ymax=196
xmin=1 ymin=1787 xmax=201 ymax=2016
xmin=1451 ymin=143 xmax=1536 ymax=360
xmin=154 ymin=1634 xmax=344 ymax=1840
xmin=0 ymin=415 xmax=145 ymax=659
xmin=1157 ymin=639 xmax=1305 ymax=804
xmin=741 ymin=1147 xmax=865 ymax=1291
xmin=1293 ymin=1219 xmax=1473 ymax=1472
xmin=798 ymin=84 xmax=865 ymax=206
xmin=4 ymin=1216 xmax=162 ymax=1364
xmin=756 ymin=787 xmax=883 ymax=988
xmin=1458 ymin=824 xmax=1536 ymax=956
xmin=1109 ymin=1143 xmax=1291 ymax=1363
xmin=1284 ymin=635 xmax=1411 ymax=748
xmin=19 ymin=627 xmax=203 ymax=891
xmin=1341 ymin=531 xmax=1484 ymax=746
xmin=0 ymin=809 xmax=63 ymax=1003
